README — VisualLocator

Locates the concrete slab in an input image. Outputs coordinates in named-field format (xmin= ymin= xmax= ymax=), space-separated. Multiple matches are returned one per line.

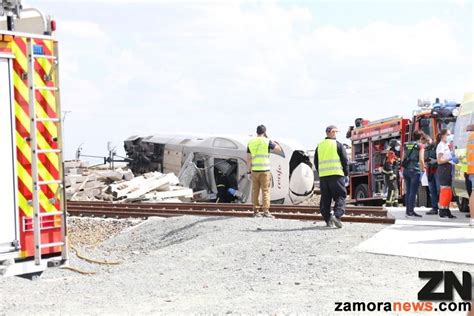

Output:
xmin=356 ymin=208 xmax=474 ymax=264
xmin=387 ymin=206 xmax=471 ymax=227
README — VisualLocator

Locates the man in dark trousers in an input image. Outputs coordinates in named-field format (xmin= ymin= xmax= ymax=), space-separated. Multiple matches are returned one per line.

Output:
xmin=314 ymin=125 xmax=349 ymax=228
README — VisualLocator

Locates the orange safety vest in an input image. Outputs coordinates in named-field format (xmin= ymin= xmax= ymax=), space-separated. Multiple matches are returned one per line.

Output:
xmin=468 ymin=132 xmax=474 ymax=175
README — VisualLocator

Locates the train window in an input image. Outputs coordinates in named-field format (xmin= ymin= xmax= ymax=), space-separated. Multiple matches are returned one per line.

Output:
xmin=213 ymin=138 xmax=238 ymax=149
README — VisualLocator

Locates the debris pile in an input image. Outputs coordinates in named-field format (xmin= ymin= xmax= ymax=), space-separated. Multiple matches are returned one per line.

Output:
xmin=64 ymin=160 xmax=193 ymax=203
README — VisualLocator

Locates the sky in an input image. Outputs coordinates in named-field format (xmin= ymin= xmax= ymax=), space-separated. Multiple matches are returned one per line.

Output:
xmin=26 ymin=0 xmax=474 ymax=162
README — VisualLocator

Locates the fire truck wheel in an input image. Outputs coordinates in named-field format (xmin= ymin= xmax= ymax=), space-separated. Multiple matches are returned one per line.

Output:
xmin=457 ymin=197 xmax=470 ymax=213
xmin=354 ymin=184 xmax=369 ymax=201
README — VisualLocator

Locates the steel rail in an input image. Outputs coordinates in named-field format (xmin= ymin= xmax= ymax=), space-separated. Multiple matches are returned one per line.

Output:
xmin=67 ymin=201 xmax=385 ymax=213
xmin=67 ymin=201 xmax=394 ymax=224
xmin=67 ymin=200 xmax=383 ymax=209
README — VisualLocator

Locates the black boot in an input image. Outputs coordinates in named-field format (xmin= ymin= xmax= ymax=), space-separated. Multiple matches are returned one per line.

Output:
xmin=445 ymin=209 xmax=456 ymax=219
xmin=426 ymin=208 xmax=438 ymax=215
xmin=406 ymin=211 xmax=422 ymax=218
xmin=439 ymin=209 xmax=456 ymax=219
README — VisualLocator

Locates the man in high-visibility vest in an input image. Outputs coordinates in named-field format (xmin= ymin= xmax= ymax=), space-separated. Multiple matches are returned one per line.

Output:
xmin=247 ymin=125 xmax=281 ymax=217
xmin=466 ymin=124 xmax=474 ymax=227
xmin=314 ymin=125 xmax=349 ymax=228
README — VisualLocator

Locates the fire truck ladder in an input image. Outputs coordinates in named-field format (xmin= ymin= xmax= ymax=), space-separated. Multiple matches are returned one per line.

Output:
xmin=26 ymin=38 xmax=67 ymax=266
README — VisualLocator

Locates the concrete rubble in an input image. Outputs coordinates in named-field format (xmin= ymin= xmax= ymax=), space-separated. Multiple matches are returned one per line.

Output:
xmin=64 ymin=160 xmax=193 ymax=203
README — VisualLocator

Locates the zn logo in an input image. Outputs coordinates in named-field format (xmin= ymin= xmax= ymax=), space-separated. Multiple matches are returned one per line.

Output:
xmin=418 ymin=271 xmax=472 ymax=301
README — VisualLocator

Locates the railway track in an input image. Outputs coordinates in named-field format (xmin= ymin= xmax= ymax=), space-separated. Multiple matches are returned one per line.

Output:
xmin=67 ymin=201 xmax=395 ymax=224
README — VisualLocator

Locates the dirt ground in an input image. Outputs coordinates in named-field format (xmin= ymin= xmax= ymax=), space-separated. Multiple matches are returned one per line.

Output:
xmin=0 ymin=216 xmax=472 ymax=315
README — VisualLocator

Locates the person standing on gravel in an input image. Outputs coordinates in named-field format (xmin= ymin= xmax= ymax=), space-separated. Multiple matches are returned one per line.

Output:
xmin=402 ymin=130 xmax=425 ymax=218
xmin=424 ymin=134 xmax=440 ymax=215
xmin=382 ymin=148 xmax=399 ymax=207
xmin=314 ymin=125 xmax=349 ymax=228
xmin=436 ymin=129 xmax=457 ymax=219
xmin=247 ymin=125 xmax=281 ymax=218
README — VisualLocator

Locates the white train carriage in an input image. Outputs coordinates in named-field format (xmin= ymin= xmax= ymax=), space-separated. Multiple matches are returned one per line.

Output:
xmin=124 ymin=134 xmax=314 ymax=204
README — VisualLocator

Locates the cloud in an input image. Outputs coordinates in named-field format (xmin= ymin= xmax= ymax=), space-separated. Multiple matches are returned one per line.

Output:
xmin=306 ymin=18 xmax=466 ymax=66
xmin=37 ymin=0 xmax=272 ymax=3
xmin=60 ymin=21 xmax=107 ymax=40
xmin=45 ymin=1 xmax=471 ymax=158
xmin=452 ymin=0 xmax=467 ymax=8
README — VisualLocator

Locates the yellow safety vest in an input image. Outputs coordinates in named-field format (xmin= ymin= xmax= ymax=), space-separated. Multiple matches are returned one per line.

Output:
xmin=460 ymin=155 xmax=468 ymax=174
xmin=248 ymin=137 xmax=270 ymax=172
xmin=317 ymin=139 xmax=344 ymax=177
xmin=467 ymin=132 xmax=474 ymax=175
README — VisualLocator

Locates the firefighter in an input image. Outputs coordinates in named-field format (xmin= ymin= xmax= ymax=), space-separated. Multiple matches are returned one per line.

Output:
xmin=214 ymin=162 xmax=237 ymax=203
xmin=382 ymin=145 xmax=399 ymax=207
xmin=436 ymin=129 xmax=457 ymax=219
xmin=424 ymin=134 xmax=440 ymax=215
xmin=247 ymin=125 xmax=281 ymax=217
xmin=402 ymin=130 xmax=425 ymax=217
xmin=314 ymin=125 xmax=349 ymax=228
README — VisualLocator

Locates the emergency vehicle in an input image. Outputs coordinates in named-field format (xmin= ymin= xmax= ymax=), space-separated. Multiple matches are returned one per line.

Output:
xmin=0 ymin=1 xmax=67 ymax=278
xmin=453 ymin=92 xmax=474 ymax=212
xmin=347 ymin=99 xmax=459 ymax=205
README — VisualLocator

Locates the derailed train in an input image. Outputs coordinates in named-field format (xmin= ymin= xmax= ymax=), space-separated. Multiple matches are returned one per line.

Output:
xmin=124 ymin=134 xmax=315 ymax=204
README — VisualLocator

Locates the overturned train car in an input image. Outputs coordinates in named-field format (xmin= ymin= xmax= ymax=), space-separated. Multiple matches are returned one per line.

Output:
xmin=124 ymin=135 xmax=314 ymax=204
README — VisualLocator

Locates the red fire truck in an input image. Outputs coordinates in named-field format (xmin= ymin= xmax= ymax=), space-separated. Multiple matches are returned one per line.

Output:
xmin=348 ymin=100 xmax=459 ymax=206
xmin=0 ymin=2 xmax=67 ymax=278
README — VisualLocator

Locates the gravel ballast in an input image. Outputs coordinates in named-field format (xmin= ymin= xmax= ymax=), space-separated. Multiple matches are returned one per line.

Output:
xmin=67 ymin=217 xmax=141 ymax=247
xmin=0 ymin=215 xmax=471 ymax=314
